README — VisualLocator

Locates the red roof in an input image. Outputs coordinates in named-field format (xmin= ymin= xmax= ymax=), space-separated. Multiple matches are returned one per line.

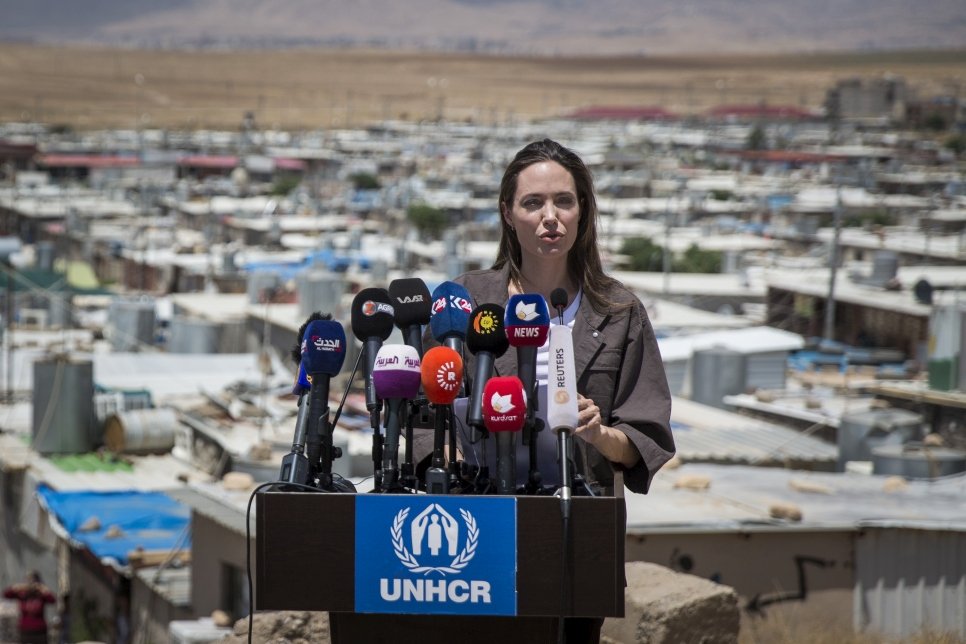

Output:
xmin=273 ymin=157 xmax=307 ymax=172
xmin=38 ymin=154 xmax=140 ymax=168
xmin=568 ymin=106 xmax=677 ymax=121
xmin=708 ymin=104 xmax=814 ymax=120
xmin=178 ymin=155 xmax=239 ymax=169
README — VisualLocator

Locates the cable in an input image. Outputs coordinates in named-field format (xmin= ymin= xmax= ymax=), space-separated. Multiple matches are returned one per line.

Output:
xmin=244 ymin=480 xmax=332 ymax=644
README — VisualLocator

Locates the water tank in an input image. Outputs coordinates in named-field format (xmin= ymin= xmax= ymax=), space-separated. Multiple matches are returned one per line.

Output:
xmin=103 ymin=408 xmax=178 ymax=454
xmin=837 ymin=408 xmax=923 ymax=471
xmin=871 ymin=443 xmax=966 ymax=479
xmin=32 ymin=357 xmax=95 ymax=455
xmin=36 ymin=241 xmax=55 ymax=271
xmin=689 ymin=347 xmax=747 ymax=409
xmin=167 ymin=316 xmax=221 ymax=353
xmin=870 ymin=250 xmax=899 ymax=285
xmin=48 ymin=291 xmax=72 ymax=329
xmin=247 ymin=271 xmax=282 ymax=304
xmin=109 ymin=300 xmax=156 ymax=352
xmin=296 ymin=270 xmax=346 ymax=318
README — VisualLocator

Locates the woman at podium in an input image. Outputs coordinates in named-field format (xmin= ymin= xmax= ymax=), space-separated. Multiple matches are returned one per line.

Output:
xmin=452 ymin=138 xmax=675 ymax=498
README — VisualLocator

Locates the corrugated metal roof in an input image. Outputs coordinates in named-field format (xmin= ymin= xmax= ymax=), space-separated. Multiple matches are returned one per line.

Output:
xmin=626 ymin=463 xmax=966 ymax=533
xmin=658 ymin=326 xmax=805 ymax=362
xmin=168 ymin=482 xmax=253 ymax=537
xmin=670 ymin=397 xmax=837 ymax=466
xmin=136 ymin=565 xmax=192 ymax=607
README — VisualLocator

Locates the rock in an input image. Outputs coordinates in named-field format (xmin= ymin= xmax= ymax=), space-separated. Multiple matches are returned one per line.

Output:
xmin=222 ymin=471 xmax=255 ymax=491
xmin=662 ymin=455 xmax=683 ymax=470
xmin=673 ymin=475 xmax=711 ymax=491
xmin=882 ymin=476 xmax=908 ymax=493
xmin=788 ymin=479 xmax=833 ymax=495
xmin=211 ymin=610 xmax=232 ymax=628
xmin=78 ymin=516 xmax=101 ymax=532
xmin=603 ymin=562 xmax=739 ymax=644
xmin=219 ymin=611 xmax=330 ymax=644
xmin=769 ymin=503 xmax=803 ymax=522
xmin=104 ymin=525 xmax=124 ymax=539
xmin=923 ymin=433 xmax=944 ymax=447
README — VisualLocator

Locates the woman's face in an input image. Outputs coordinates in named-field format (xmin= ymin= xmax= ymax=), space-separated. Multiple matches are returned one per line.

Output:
xmin=503 ymin=160 xmax=580 ymax=265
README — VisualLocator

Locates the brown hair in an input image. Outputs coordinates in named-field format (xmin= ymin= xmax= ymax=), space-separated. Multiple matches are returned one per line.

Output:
xmin=494 ymin=138 xmax=622 ymax=313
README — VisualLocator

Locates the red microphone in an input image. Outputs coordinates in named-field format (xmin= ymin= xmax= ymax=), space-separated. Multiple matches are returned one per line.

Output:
xmin=421 ymin=347 xmax=464 ymax=493
xmin=483 ymin=376 xmax=526 ymax=494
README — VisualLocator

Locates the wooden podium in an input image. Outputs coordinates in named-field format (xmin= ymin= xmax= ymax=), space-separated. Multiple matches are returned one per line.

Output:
xmin=256 ymin=491 xmax=625 ymax=644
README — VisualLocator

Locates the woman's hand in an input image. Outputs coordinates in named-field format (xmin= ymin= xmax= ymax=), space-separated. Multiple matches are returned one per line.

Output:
xmin=574 ymin=394 xmax=641 ymax=469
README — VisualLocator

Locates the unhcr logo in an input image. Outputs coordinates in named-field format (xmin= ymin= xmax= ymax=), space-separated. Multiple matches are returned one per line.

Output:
xmin=379 ymin=503 xmax=491 ymax=604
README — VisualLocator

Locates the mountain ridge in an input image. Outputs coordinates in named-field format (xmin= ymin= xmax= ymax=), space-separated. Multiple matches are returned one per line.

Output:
xmin=2 ymin=0 xmax=965 ymax=55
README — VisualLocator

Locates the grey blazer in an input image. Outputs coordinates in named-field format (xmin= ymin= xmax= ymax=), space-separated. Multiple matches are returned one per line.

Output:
xmin=440 ymin=266 xmax=675 ymax=494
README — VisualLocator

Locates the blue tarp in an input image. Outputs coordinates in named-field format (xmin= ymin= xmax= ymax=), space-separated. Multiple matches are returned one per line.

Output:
xmin=37 ymin=486 xmax=191 ymax=566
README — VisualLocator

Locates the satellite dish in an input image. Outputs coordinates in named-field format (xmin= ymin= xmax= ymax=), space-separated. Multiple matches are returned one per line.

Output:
xmin=913 ymin=279 xmax=933 ymax=305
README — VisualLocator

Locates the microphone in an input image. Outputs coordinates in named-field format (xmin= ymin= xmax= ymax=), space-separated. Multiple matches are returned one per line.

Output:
xmin=421 ymin=346 xmax=463 ymax=494
xmin=280 ymin=312 xmax=328 ymax=486
xmin=550 ymin=288 xmax=568 ymax=324
xmin=389 ymin=278 xmax=432 ymax=355
xmin=465 ymin=303 xmax=509 ymax=436
xmin=429 ymin=281 xmax=474 ymax=356
xmin=504 ymin=292 xmax=550 ymax=430
xmin=279 ymin=363 xmax=312 ymax=485
xmin=547 ymin=323 xmax=579 ymax=507
xmin=483 ymin=376 xmax=526 ymax=494
xmin=301 ymin=319 xmax=348 ymax=488
xmin=351 ymin=288 xmax=395 ymax=485
xmin=372 ymin=344 xmax=421 ymax=491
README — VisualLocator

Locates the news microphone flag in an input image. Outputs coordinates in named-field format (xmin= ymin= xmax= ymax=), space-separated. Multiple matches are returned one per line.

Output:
xmin=504 ymin=293 xmax=550 ymax=347
xmin=301 ymin=319 xmax=347 ymax=377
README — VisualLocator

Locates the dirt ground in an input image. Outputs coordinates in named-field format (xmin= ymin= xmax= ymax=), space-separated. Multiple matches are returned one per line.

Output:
xmin=0 ymin=43 xmax=963 ymax=131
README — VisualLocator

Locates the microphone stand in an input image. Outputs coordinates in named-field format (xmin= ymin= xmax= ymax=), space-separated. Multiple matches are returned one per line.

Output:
xmin=278 ymin=392 xmax=311 ymax=486
xmin=555 ymin=426 xmax=575 ymax=643
xmin=448 ymin=407 xmax=464 ymax=491
xmin=401 ymin=398 xmax=422 ymax=492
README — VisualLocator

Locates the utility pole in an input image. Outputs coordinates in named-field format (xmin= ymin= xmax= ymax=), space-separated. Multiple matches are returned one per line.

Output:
xmin=823 ymin=182 xmax=843 ymax=343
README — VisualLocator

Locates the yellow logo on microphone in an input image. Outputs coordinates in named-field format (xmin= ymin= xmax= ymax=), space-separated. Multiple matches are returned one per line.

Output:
xmin=473 ymin=310 xmax=500 ymax=335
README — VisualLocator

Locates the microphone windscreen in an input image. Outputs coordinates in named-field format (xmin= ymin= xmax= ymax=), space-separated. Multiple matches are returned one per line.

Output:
xmin=292 ymin=311 xmax=329 ymax=365
xmin=372 ymin=344 xmax=421 ymax=399
xmin=293 ymin=362 xmax=311 ymax=395
xmin=301 ymin=319 xmax=347 ymax=376
xmin=465 ymin=304 xmax=509 ymax=356
xmin=389 ymin=278 xmax=432 ymax=328
xmin=550 ymin=288 xmax=569 ymax=311
xmin=504 ymin=293 xmax=550 ymax=347
xmin=351 ymin=288 xmax=395 ymax=342
xmin=482 ymin=376 xmax=526 ymax=433
xmin=547 ymin=325 xmax=579 ymax=432
xmin=421 ymin=346 xmax=463 ymax=405
xmin=429 ymin=281 xmax=473 ymax=342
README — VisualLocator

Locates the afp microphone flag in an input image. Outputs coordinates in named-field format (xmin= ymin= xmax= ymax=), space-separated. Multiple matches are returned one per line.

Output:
xmin=355 ymin=495 xmax=517 ymax=616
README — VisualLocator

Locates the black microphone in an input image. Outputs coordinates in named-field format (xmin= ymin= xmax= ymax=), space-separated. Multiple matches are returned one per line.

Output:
xmin=465 ymin=303 xmax=509 ymax=436
xmin=301 ymin=318 xmax=348 ymax=489
xmin=351 ymin=288 xmax=395 ymax=487
xmin=389 ymin=277 xmax=432 ymax=356
xmin=350 ymin=288 xmax=396 ymax=413
xmin=550 ymin=288 xmax=568 ymax=323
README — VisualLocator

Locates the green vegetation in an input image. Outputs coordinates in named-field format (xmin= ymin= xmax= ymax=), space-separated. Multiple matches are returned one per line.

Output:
xmin=746 ymin=124 xmax=767 ymax=150
xmin=270 ymin=175 xmax=301 ymax=196
xmin=843 ymin=210 xmax=897 ymax=228
xmin=944 ymin=134 xmax=966 ymax=156
xmin=406 ymin=202 xmax=448 ymax=239
xmin=620 ymin=237 xmax=723 ymax=273
xmin=350 ymin=172 xmax=381 ymax=190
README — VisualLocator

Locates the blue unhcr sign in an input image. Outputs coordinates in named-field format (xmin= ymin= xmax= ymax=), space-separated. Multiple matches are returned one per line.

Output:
xmin=355 ymin=495 xmax=517 ymax=616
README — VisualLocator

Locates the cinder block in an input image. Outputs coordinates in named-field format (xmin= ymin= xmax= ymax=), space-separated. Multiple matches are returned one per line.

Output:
xmin=602 ymin=562 xmax=739 ymax=644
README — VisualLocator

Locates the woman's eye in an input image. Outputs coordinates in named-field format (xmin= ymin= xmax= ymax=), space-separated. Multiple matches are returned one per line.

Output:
xmin=555 ymin=196 xmax=576 ymax=208
xmin=522 ymin=199 xmax=542 ymax=210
